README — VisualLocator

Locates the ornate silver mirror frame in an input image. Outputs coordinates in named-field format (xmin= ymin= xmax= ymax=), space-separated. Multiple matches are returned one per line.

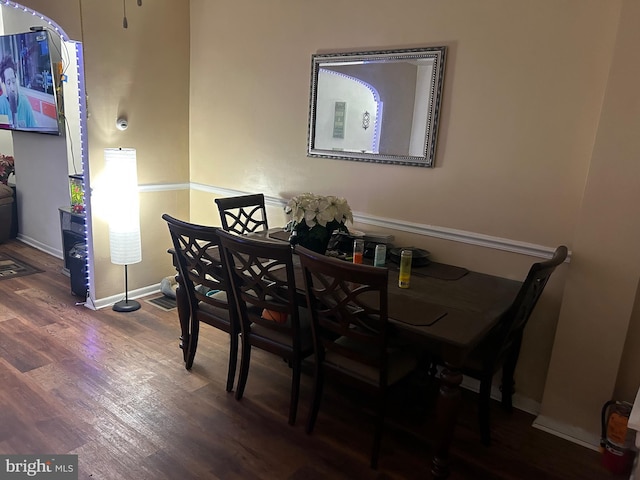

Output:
xmin=307 ymin=46 xmax=447 ymax=168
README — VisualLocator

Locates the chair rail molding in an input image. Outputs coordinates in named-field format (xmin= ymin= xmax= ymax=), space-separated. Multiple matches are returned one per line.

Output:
xmin=190 ymin=183 xmax=569 ymax=261
xmin=138 ymin=182 xmax=190 ymax=193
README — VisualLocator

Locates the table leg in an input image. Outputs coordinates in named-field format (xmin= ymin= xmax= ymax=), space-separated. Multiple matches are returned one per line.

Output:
xmin=431 ymin=362 xmax=463 ymax=479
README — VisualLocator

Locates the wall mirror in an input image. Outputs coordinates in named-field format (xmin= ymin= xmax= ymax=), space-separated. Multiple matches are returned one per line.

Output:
xmin=307 ymin=46 xmax=446 ymax=168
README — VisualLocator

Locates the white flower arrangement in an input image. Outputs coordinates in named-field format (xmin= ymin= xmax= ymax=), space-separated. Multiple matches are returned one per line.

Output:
xmin=284 ymin=193 xmax=353 ymax=230
xmin=284 ymin=193 xmax=353 ymax=252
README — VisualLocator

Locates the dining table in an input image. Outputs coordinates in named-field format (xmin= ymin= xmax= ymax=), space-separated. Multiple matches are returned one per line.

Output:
xmin=171 ymin=228 xmax=523 ymax=479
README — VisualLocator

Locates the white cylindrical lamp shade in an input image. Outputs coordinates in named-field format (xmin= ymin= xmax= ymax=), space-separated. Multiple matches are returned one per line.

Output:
xmin=104 ymin=148 xmax=142 ymax=265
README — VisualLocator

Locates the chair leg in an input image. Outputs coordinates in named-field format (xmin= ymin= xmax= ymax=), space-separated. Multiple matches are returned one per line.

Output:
xmin=478 ymin=375 xmax=492 ymax=446
xmin=371 ymin=390 xmax=387 ymax=469
xmin=288 ymin=359 xmax=301 ymax=425
xmin=500 ymin=376 xmax=515 ymax=413
xmin=185 ymin=318 xmax=199 ymax=371
xmin=306 ymin=364 xmax=324 ymax=434
xmin=501 ymin=333 xmax=523 ymax=412
xmin=180 ymin=333 xmax=189 ymax=361
xmin=175 ymin=277 xmax=190 ymax=364
xmin=226 ymin=333 xmax=238 ymax=392
xmin=235 ymin=338 xmax=251 ymax=401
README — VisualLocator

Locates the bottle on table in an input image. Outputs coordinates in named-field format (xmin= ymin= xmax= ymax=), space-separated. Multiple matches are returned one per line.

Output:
xmin=399 ymin=249 xmax=412 ymax=288
xmin=374 ymin=244 xmax=386 ymax=267
xmin=353 ymin=238 xmax=364 ymax=264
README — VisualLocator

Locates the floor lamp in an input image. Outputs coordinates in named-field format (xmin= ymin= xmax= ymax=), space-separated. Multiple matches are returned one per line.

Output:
xmin=104 ymin=147 xmax=142 ymax=312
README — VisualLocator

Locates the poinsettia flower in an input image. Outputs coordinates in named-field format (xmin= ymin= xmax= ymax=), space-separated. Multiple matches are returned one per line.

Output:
xmin=284 ymin=192 xmax=352 ymax=232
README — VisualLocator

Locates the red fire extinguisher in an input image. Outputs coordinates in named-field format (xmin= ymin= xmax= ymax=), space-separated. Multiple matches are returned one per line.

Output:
xmin=601 ymin=400 xmax=636 ymax=475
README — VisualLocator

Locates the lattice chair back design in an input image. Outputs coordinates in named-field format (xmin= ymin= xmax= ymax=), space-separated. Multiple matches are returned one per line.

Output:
xmin=217 ymin=228 xmax=313 ymax=425
xmin=215 ymin=193 xmax=269 ymax=235
xmin=297 ymin=245 xmax=420 ymax=469
xmin=163 ymin=214 xmax=239 ymax=392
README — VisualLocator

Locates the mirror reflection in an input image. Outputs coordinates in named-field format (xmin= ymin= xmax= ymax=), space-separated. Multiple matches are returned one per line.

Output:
xmin=308 ymin=47 xmax=446 ymax=167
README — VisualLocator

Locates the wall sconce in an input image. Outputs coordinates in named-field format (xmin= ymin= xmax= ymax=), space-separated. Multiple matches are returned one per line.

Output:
xmin=362 ymin=111 xmax=370 ymax=130
xmin=104 ymin=148 xmax=142 ymax=312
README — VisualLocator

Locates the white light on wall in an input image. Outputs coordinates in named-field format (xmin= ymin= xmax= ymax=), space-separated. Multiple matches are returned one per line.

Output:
xmin=104 ymin=147 xmax=141 ymax=312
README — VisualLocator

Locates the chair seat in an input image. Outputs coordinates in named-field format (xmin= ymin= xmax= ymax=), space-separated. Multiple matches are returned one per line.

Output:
xmin=198 ymin=305 xmax=231 ymax=327
xmin=249 ymin=307 xmax=314 ymax=352
xmin=198 ymin=291 xmax=233 ymax=329
xmin=326 ymin=336 xmax=419 ymax=385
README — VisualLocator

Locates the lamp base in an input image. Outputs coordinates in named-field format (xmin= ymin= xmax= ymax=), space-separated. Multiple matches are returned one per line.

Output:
xmin=113 ymin=299 xmax=141 ymax=312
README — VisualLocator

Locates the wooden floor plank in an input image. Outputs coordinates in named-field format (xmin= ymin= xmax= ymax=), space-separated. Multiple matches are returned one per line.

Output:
xmin=0 ymin=239 xmax=621 ymax=479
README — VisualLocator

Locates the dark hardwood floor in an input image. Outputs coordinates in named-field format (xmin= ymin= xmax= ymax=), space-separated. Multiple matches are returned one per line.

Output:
xmin=0 ymin=240 xmax=623 ymax=479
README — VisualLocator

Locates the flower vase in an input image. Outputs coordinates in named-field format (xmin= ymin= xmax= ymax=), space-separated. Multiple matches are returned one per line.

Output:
xmin=289 ymin=222 xmax=331 ymax=254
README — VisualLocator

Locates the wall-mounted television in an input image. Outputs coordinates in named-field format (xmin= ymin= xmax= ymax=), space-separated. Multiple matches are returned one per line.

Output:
xmin=0 ymin=30 xmax=62 ymax=135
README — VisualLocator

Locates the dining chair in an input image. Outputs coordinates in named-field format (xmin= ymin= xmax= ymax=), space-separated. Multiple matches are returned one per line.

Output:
xmin=455 ymin=245 xmax=568 ymax=445
xmin=214 ymin=193 xmax=269 ymax=235
xmin=297 ymin=245 xmax=420 ymax=469
xmin=163 ymin=214 xmax=239 ymax=392
xmin=217 ymin=229 xmax=313 ymax=425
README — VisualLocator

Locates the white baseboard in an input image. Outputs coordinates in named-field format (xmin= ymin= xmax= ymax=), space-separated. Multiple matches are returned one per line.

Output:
xmin=90 ymin=283 xmax=161 ymax=310
xmin=448 ymin=374 xmax=601 ymax=452
xmin=16 ymin=233 xmax=63 ymax=259
xmin=533 ymin=415 xmax=601 ymax=451
xmin=460 ymin=375 xmax=541 ymax=416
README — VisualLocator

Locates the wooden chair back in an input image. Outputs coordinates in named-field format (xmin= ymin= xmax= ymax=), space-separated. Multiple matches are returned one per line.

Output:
xmin=215 ymin=193 xmax=269 ymax=235
xmin=485 ymin=245 xmax=568 ymax=367
xmin=217 ymin=229 xmax=300 ymax=337
xmin=217 ymin=229 xmax=312 ymax=425
xmin=460 ymin=245 xmax=568 ymax=445
xmin=297 ymin=246 xmax=417 ymax=468
xmin=163 ymin=214 xmax=239 ymax=385
xmin=297 ymin=246 xmax=390 ymax=381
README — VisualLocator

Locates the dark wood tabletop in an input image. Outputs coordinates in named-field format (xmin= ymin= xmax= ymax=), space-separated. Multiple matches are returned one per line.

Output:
xmin=385 ymin=265 xmax=521 ymax=349
xmin=267 ymin=228 xmax=522 ymax=352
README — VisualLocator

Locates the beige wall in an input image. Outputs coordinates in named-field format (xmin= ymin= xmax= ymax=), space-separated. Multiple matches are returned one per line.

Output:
xmin=189 ymin=0 xmax=615 ymax=246
xmin=188 ymin=0 xmax=624 ymax=441
xmin=80 ymin=0 xmax=190 ymax=300
xmin=17 ymin=0 xmax=640 ymax=444
xmin=607 ymin=0 xmax=640 ymax=407
xmin=19 ymin=0 xmax=191 ymax=301
xmin=540 ymin=0 xmax=640 ymax=439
